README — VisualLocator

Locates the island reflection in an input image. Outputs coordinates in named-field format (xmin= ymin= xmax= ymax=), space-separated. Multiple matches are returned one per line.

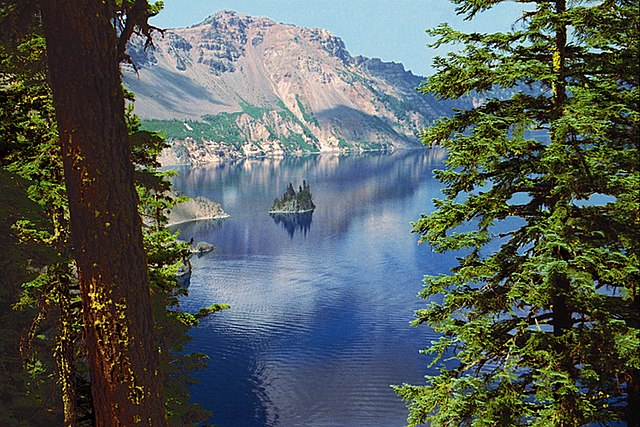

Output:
xmin=169 ymin=148 xmax=450 ymax=426
xmin=270 ymin=211 xmax=313 ymax=238
xmin=169 ymin=148 xmax=446 ymax=242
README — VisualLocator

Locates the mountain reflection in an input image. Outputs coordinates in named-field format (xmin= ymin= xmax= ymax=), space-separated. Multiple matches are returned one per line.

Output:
xmin=270 ymin=211 xmax=313 ymax=238
xmin=167 ymin=217 xmax=225 ymax=239
xmin=169 ymin=148 xmax=446 ymax=240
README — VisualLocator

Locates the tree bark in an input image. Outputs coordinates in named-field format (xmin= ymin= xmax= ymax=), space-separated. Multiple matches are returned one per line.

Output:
xmin=56 ymin=271 xmax=79 ymax=427
xmin=40 ymin=1 xmax=167 ymax=425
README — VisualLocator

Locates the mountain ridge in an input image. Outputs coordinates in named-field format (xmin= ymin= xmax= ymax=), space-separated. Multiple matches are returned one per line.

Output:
xmin=123 ymin=10 xmax=453 ymax=165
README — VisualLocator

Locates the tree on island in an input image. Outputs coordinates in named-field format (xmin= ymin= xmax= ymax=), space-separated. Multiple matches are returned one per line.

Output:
xmin=395 ymin=0 xmax=639 ymax=425
xmin=270 ymin=180 xmax=316 ymax=213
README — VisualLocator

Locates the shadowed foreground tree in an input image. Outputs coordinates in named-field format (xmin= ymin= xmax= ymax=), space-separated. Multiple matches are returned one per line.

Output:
xmin=395 ymin=0 xmax=639 ymax=425
xmin=39 ymin=0 xmax=168 ymax=425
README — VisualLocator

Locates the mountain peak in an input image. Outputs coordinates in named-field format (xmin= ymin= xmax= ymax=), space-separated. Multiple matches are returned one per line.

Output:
xmin=123 ymin=11 xmax=454 ymax=165
xmin=192 ymin=10 xmax=254 ymax=27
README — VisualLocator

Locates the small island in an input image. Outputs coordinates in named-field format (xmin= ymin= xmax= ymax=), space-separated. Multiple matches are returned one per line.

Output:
xmin=167 ymin=195 xmax=229 ymax=226
xmin=270 ymin=181 xmax=316 ymax=213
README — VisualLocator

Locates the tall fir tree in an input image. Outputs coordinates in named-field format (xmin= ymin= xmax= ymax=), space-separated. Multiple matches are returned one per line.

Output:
xmin=1 ymin=1 xmax=227 ymax=425
xmin=395 ymin=0 xmax=639 ymax=425
xmin=40 ymin=1 xmax=169 ymax=423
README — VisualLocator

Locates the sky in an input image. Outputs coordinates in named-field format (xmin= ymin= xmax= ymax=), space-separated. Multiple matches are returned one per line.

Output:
xmin=150 ymin=0 xmax=525 ymax=77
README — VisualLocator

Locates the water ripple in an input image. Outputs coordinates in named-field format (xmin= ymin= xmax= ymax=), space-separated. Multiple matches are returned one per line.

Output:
xmin=174 ymin=151 xmax=451 ymax=426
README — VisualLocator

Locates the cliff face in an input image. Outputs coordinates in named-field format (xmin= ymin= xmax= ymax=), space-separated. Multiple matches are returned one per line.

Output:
xmin=123 ymin=11 xmax=453 ymax=165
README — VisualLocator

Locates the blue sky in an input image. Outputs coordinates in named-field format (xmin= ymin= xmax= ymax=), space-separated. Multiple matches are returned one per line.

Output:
xmin=151 ymin=0 xmax=524 ymax=77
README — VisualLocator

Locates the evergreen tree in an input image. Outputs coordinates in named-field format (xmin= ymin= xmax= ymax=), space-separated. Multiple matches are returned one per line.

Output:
xmin=1 ymin=12 xmax=85 ymax=424
xmin=395 ymin=0 xmax=639 ymax=425
xmin=1 ymin=1 xmax=227 ymax=425
xmin=129 ymin=103 xmax=229 ymax=425
xmin=39 ymin=1 xmax=169 ymax=423
xmin=270 ymin=181 xmax=315 ymax=213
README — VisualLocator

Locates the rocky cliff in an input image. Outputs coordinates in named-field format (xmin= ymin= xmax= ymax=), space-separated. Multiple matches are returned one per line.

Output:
xmin=123 ymin=11 xmax=455 ymax=165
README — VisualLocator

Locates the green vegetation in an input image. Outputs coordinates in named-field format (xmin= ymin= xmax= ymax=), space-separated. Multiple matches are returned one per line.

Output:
xmin=274 ymin=127 xmax=318 ymax=152
xmin=395 ymin=0 xmax=639 ymax=426
xmin=294 ymin=94 xmax=319 ymax=126
xmin=1 ymin=3 xmax=226 ymax=425
xmin=130 ymin=106 xmax=230 ymax=426
xmin=140 ymin=92 xmax=417 ymax=157
xmin=275 ymin=97 xmax=320 ymax=150
xmin=142 ymin=97 xmax=322 ymax=155
xmin=341 ymin=69 xmax=375 ymax=93
xmin=142 ymin=113 xmax=246 ymax=149
xmin=270 ymin=181 xmax=316 ymax=213
xmin=337 ymin=137 xmax=349 ymax=149
xmin=238 ymin=98 xmax=271 ymax=119
xmin=370 ymin=89 xmax=412 ymax=121
xmin=362 ymin=113 xmax=398 ymax=138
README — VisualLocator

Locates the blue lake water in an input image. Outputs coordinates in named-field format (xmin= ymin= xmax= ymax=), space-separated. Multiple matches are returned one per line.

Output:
xmin=170 ymin=149 xmax=455 ymax=426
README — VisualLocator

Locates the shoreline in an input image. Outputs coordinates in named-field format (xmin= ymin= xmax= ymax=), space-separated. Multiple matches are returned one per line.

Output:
xmin=159 ymin=146 xmax=428 ymax=168
xmin=165 ymin=214 xmax=230 ymax=228
xmin=268 ymin=209 xmax=315 ymax=214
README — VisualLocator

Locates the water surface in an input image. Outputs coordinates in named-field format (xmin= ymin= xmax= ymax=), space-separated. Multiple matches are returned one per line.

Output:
xmin=171 ymin=149 xmax=453 ymax=426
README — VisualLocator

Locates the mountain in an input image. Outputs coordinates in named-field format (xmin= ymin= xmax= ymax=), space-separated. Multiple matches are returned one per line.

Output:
xmin=123 ymin=10 xmax=453 ymax=165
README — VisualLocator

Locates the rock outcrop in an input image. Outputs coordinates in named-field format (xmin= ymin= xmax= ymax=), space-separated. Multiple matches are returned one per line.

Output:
xmin=167 ymin=196 xmax=229 ymax=226
xmin=123 ymin=11 xmax=457 ymax=165
xmin=193 ymin=241 xmax=215 ymax=254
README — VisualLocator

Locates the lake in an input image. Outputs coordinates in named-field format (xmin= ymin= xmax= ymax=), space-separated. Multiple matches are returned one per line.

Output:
xmin=170 ymin=148 xmax=455 ymax=426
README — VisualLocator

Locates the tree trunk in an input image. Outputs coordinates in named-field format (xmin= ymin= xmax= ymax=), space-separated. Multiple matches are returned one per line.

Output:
xmin=56 ymin=270 xmax=79 ymax=427
xmin=549 ymin=1 xmax=580 ymax=425
xmin=40 ymin=1 xmax=167 ymax=425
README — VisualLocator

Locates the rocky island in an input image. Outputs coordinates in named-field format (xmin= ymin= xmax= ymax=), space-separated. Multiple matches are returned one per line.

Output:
xmin=270 ymin=181 xmax=316 ymax=213
xmin=167 ymin=195 xmax=229 ymax=226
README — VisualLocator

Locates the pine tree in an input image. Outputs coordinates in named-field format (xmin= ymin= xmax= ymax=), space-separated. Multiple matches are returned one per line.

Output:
xmin=1 ymin=11 xmax=84 ymax=424
xmin=129 ymin=99 xmax=230 ymax=425
xmin=395 ymin=0 xmax=639 ymax=425
xmin=0 ymin=0 xmax=230 ymax=425
xmin=39 ymin=1 xmax=169 ymax=423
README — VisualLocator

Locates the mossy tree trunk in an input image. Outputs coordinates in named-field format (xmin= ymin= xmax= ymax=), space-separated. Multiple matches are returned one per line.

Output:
xmin=41 ymin=1 xmax=167 ymax=425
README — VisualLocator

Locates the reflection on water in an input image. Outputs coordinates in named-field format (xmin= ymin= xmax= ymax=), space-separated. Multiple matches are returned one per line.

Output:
xmin=171 ymin=149 xmax=446 ymax=236
xmin=170 ymin=148 xmax=452 ymax=427
xmin=270 ymin=211 xmax=314 ymax=238
xmin=171 ymin=218 xmax=225 ymax=237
